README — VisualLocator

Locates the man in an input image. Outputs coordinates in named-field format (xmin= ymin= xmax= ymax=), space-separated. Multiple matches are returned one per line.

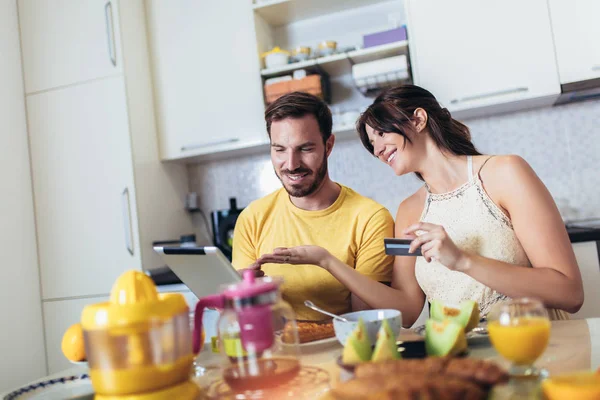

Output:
xmin=232 ymin=92 xmax=394 ymax=320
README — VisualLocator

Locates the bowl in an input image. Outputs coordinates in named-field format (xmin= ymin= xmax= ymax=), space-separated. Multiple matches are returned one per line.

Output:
xmin=333 ymin=309 xmax=402 ymax=346
xmin=262 ymin=47 xmax=290 ymax=69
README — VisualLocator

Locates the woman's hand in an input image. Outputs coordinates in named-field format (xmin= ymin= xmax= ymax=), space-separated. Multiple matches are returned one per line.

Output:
xmin=258 ymin=246 xmax=334 ymax=270
xmin=403 ymin=222 xmax=469 ymax=271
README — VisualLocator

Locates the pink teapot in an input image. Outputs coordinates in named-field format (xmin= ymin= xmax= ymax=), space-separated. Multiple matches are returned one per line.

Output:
xmin=193 ymin=271 xmax=300 ymax=391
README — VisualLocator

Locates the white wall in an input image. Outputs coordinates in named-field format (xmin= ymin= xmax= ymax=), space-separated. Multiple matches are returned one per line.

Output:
xmin=0 ymin=1 xmax=47 ymax=391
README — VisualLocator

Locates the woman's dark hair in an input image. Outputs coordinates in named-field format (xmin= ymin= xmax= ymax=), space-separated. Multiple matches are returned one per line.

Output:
xmin=265 ymin=91 xmax=332 ymax=144
xmin=357 ymin=85 xmax=480 ymax=179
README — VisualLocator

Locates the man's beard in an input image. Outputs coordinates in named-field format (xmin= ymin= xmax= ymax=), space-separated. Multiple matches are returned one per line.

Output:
xmin=276 ymin=157 xmax=328 ymax=198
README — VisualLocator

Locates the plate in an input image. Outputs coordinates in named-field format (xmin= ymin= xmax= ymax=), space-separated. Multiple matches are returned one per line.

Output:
xmin=3 ymin=374 xmax=93 ymax=400
xmin=299 ymin=336 xmax=338 ymax=348
xmin=413 ymin=324 xmax=490 ymax=345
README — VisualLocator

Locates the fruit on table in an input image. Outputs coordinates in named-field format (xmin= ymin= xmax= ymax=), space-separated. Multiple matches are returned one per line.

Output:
xmin=61 ymin=323 xmax=86 ymax=362
xmin=372 ymin=319 xmax=400 ymax=362
xmin=542 ymin=371 xmax=600 ymax=400
xmin=342 ymin=319 xmax=372 ymax=364
xmin=425 ymin=319 xmax=467 ymax=357
xmin=430 ymin=299 xmax=480 ymax=332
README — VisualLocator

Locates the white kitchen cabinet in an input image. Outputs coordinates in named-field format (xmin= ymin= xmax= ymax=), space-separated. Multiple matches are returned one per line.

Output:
xmin=43 ymin=296 xmax=109 ymax=374
xmin=18 ymin=0 xmax=123 ymax=94
xmin=406 ymin=0 xmax=561 ymax=119
xmin=145 ymin=0 xmax=267 ymax=161
xmin=0 ymin=2 xmax=47 ymax=390
xmin=571 ymin=241 xmax=600 ymax=320
xmin=548 ymin=0 xmax=600 ymax=84
xmin=27 ymin=77 xmax=141 ymax=300
xmin=21 ymin=0 xmax=194 ymax=300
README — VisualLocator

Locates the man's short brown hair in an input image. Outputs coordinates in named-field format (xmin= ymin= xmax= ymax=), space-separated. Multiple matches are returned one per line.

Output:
xmin=264 ymin=92 xmax=332 ymax=144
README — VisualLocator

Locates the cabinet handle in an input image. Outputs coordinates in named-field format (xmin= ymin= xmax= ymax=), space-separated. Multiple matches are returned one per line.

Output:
xmin=104 ymin=2 xmax=117 ymax=67
xmin=592 ymin=65 xmax=600 ymax=72
xmin=121 ymin=188 xmax=134 ymax=256
xmin=450 ymin=87 xmax=529 ymax=105
xmin=181 ymin=138 xmax=240 ymax=152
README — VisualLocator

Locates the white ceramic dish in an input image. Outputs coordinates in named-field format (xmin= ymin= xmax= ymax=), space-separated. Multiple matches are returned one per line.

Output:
xmin=333 ymin=309 xmax=402 ymax=346
xmin=3 ymin=374 xmax=93 ymax=400
xmin=299 ymin=336 xmax=338 ymax=347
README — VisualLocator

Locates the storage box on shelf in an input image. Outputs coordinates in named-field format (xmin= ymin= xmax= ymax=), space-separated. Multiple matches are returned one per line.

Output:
xmin=264 ymin=74 xmax=330 ymax=104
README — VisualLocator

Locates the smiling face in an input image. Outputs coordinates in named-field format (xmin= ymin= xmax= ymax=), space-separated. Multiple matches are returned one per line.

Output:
xmin=366 ymin=125 xmax=411 ymax=176
xmin=270 ymin=114 xmax=333 ymax=197
xmin=365 ymin=108 xmax=428 ymax=176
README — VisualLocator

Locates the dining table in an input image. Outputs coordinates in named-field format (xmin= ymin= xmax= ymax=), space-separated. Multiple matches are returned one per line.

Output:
xmin=2 ymin=318 xmax=599 ymax=399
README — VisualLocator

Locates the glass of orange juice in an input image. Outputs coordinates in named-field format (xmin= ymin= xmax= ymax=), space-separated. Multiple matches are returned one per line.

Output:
xmin=488 ymin=298 xmax=551 ymax=378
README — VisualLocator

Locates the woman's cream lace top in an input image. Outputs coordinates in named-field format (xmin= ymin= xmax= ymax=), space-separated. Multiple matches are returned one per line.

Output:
xmin=414 ymin=156 xmax=567 ymax=320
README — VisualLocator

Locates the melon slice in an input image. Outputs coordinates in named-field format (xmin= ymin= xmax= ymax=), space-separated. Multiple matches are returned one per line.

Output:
xmin=342 ymin=318 xmax=372 ymax=364
xmin=372 ymin=319 xmax=400 ymax=362
xmin=430 ymin=300 xmax=480 ymax=332
xmin=425 ymin=319 xmax=467 ymax=357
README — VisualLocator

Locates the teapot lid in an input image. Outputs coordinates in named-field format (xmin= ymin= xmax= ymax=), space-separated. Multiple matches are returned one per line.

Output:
xmin=222 ymin=270 xmax=280 ymax=300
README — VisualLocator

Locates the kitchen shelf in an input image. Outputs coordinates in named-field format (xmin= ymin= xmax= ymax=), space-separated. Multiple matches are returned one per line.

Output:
xmin=171 ymin=123 xmax=358 ymax=164
xmin=253 ymin=0 xmax=394 ymax=27
xmin=260 ymin=40 xmax=409 ymax=78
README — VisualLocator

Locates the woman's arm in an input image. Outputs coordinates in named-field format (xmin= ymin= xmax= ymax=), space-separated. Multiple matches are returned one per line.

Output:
xmin=258 ymin=190 xmax=428 ymax=327
xmin=407 ymin=156 xmax=584 ymax=313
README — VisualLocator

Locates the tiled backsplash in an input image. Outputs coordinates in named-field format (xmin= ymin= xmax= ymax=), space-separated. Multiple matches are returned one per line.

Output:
xmin=188 ymin=99 xmax=600 ymax=241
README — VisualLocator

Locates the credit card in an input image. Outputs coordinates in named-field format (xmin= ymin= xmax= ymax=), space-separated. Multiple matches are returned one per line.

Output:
xmin=384 ymin=238 xmax=422 ymax=256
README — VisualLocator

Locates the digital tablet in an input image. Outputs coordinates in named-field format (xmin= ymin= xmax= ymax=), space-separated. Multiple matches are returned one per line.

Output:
xmin=153 ymin=246 xmax=241 ymax=298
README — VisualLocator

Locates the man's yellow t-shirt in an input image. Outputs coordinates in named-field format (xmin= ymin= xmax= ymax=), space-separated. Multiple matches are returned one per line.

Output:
xmin=232 ymin=185 xmax=394 ymax=320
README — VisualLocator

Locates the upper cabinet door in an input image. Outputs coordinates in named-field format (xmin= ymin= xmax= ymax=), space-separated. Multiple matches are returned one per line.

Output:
xmin=548 ymin=0 xmax=600 ymax=84
xmin=26 ymin=77 xmax=141 ymax=300
xmin=146 ymin=0 xmax=267 ymax=160
xmin=18 ymin=0 xmax=122 ymax=94
xmin=407 ymin=0 xmax=560 ymax=118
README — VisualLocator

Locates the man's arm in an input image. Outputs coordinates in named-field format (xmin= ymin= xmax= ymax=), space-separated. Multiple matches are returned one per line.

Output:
xmin=232 ymin=209 xmax=263 ymax=276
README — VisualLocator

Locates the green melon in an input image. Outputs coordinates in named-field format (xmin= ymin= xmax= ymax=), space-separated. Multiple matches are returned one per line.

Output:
xmin=425 ymin=319 xmax=467 ymax=357
xmin=342 ymin=318 xmax=372 ymax=364
xmin=372 ymin=319 xmax=400 ymax=362
xmin=430 ymin=300 xmax=480 ymax=332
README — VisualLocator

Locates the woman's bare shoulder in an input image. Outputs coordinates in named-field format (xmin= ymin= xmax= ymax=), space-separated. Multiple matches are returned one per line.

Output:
xmin=477 ymin=154 xmax=534 ymax=185
xmin=395 ymin=186 xmax=428 ymax=230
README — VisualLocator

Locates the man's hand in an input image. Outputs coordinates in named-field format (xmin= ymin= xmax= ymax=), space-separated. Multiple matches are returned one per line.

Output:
xmin=258 ymin=246 xmax=334 ymax=270
xmin=237 ymin=261 xmax=265 ymax=277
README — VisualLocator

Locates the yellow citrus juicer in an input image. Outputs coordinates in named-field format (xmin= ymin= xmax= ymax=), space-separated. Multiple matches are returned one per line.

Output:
xmin=81 ymin=270 xmax=202 ymax=400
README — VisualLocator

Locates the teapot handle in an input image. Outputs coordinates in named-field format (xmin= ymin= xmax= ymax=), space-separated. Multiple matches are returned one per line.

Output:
xmin=193 ymin=294 xmax=224 ymax=354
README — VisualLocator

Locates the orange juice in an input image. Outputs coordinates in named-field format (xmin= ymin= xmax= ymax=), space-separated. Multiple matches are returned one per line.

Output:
xmin=488 ymin=317 xmax=550 ymax=365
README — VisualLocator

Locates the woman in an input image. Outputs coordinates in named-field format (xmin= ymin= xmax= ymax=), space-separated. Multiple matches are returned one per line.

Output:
xmin=258 ymin=85 xmax=583 ymax=326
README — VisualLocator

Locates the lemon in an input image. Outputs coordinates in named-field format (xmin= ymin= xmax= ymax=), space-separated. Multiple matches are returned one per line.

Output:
xmin=542 ymin=371 xmax=600 ymax=400
xmin=61 ymin=323 xmax=86 ymax=362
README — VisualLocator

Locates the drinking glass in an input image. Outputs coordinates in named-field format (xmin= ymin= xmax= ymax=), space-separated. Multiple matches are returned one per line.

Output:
xmin=487 ymin=298 xmax=551 ymax=377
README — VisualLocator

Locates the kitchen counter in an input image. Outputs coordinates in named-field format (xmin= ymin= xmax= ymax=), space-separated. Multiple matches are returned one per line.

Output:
xmin=6 ymin=318 xmax=597 ymax=399
xmin=567 ymin=225 xmax=600 ymax=243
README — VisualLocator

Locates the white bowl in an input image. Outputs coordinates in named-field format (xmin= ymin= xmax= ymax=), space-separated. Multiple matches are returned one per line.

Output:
xmin=265 ymin=52 xmax=289 ymax=69
xmin=333 ymin=309 xmax=402 ymax=346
